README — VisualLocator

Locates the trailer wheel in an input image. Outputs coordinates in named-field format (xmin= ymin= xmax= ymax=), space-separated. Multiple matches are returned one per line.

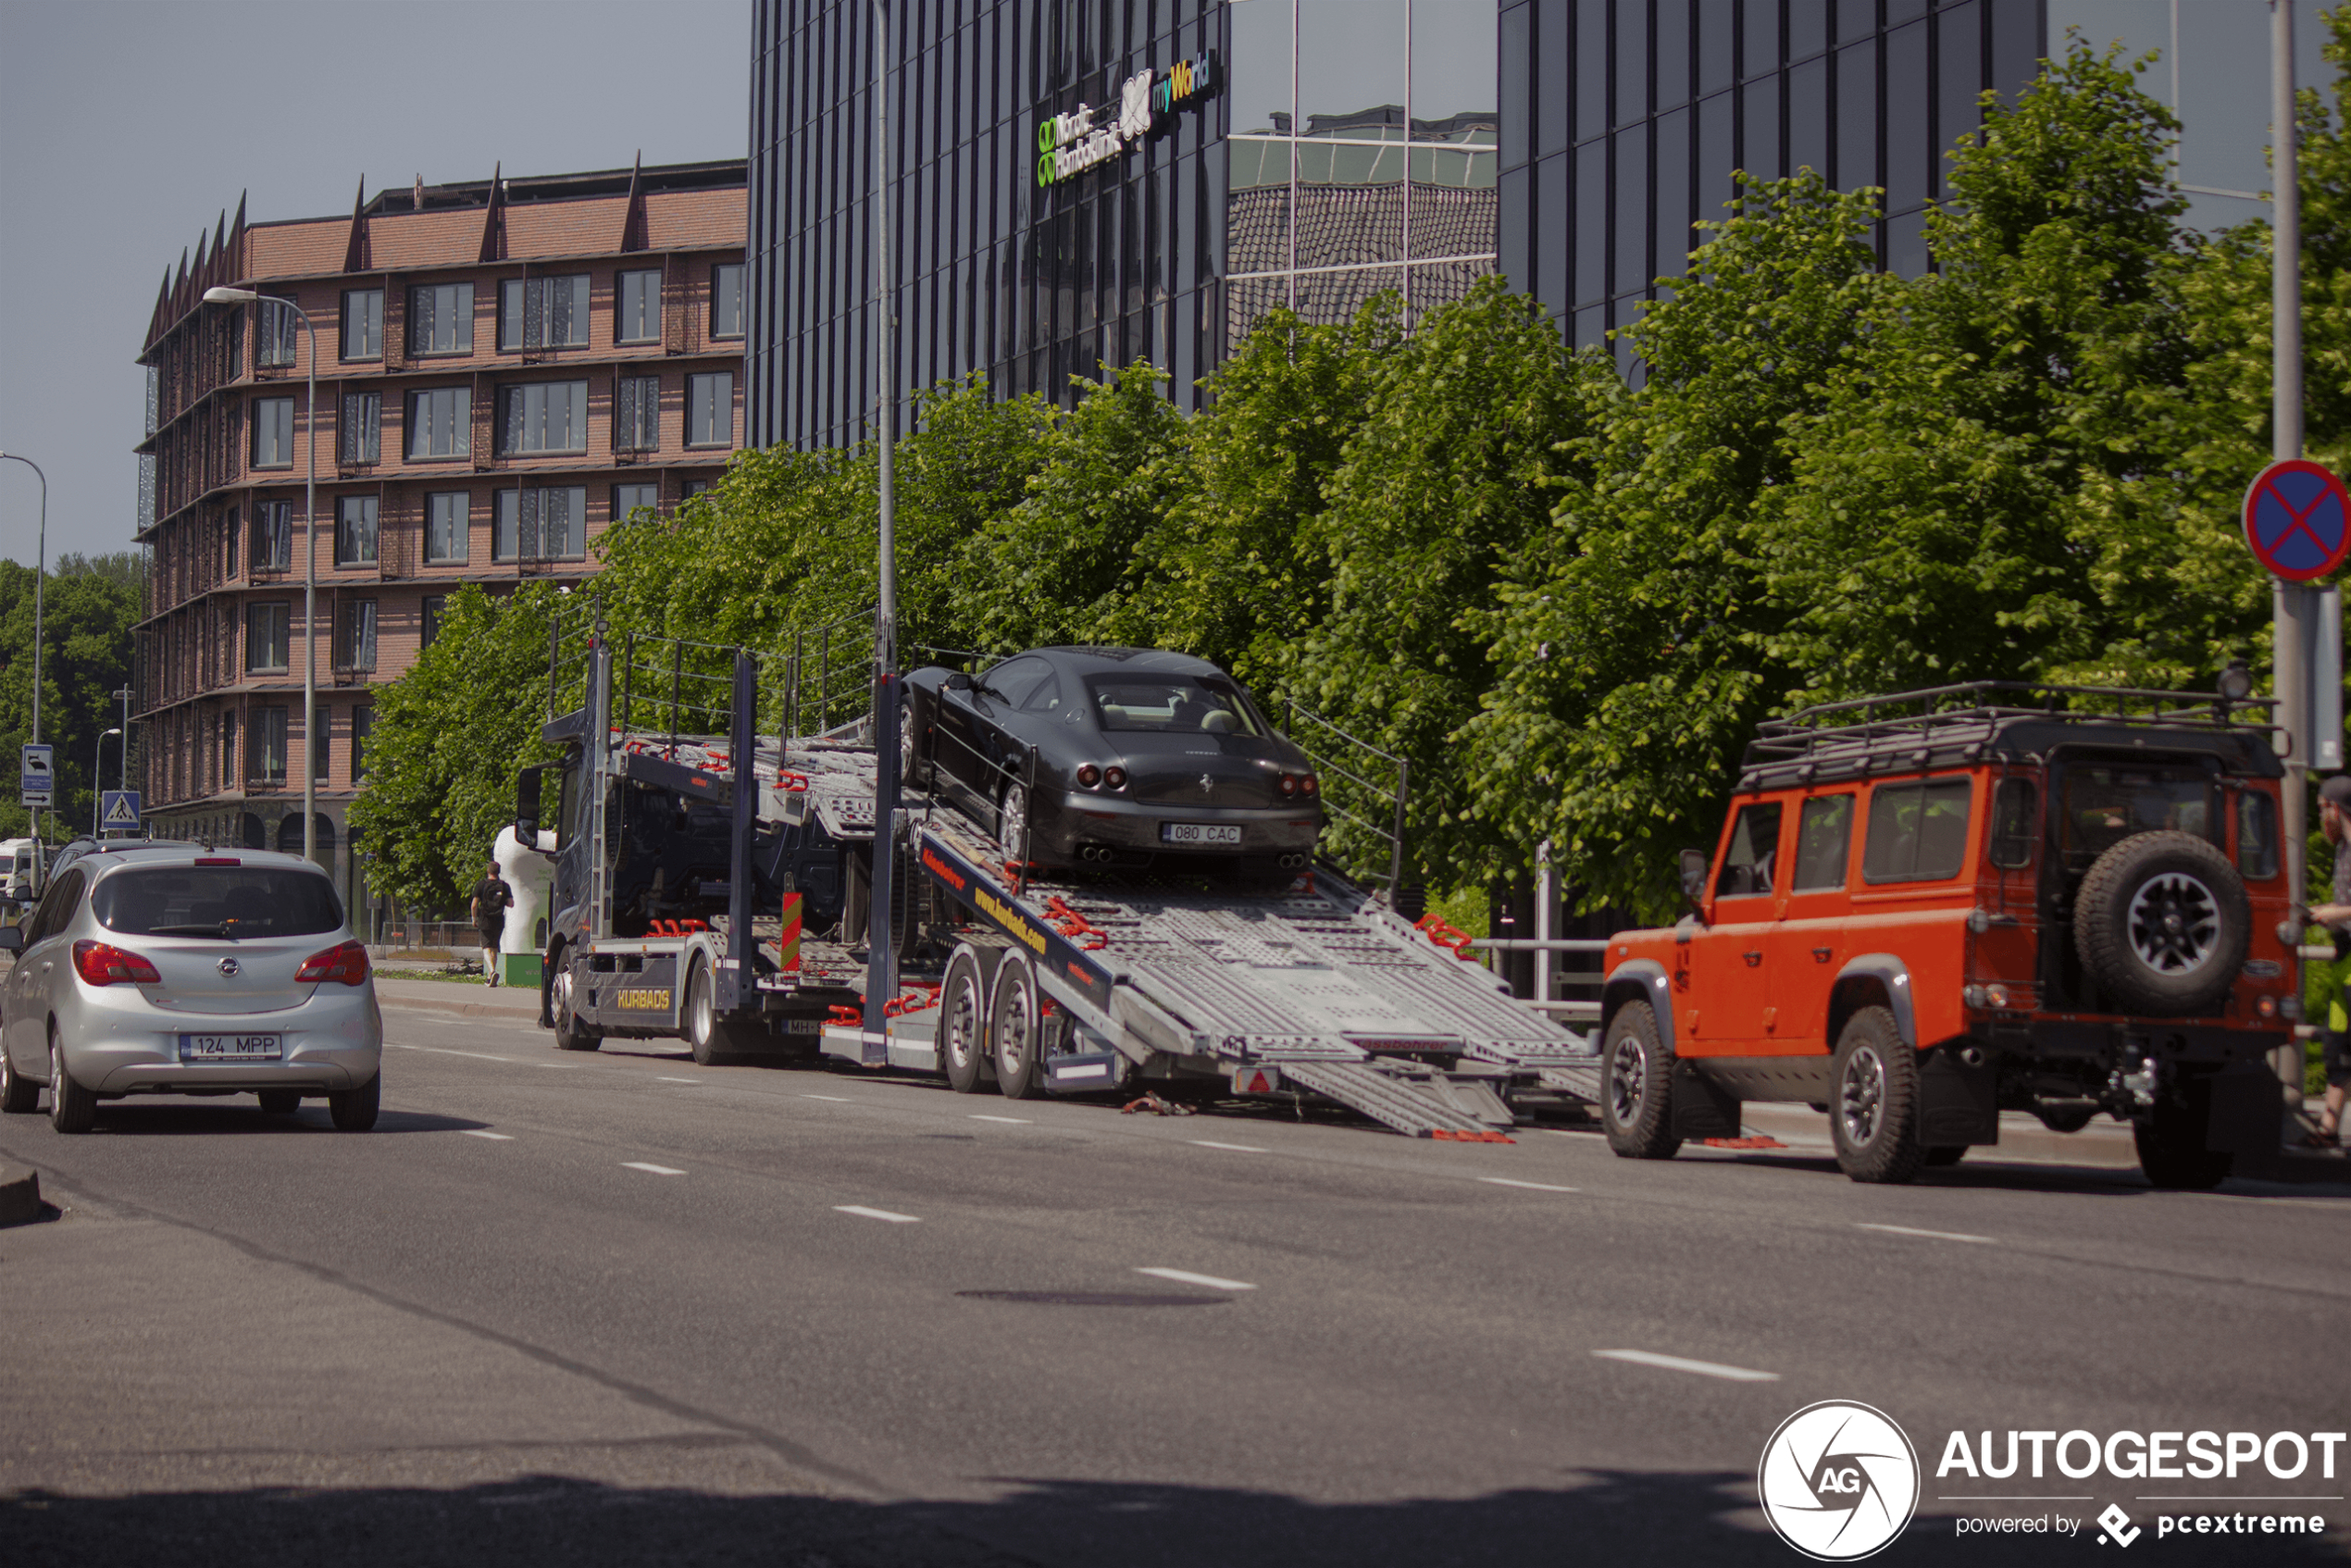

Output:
xmin=552 ymin=958 xmax=602 ymax=1052
xmin=1598 ymin=1001 xmax=1680 ymax=1160
xmin=939 ymin=948 xmax=989 ymax=1093
xmin=989 ymin=952 xmax=1045 ymax=1100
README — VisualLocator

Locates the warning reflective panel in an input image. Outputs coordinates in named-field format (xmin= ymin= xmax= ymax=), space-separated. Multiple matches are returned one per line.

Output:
xmin=2243 ymin=459 xmax=2351 ymax=581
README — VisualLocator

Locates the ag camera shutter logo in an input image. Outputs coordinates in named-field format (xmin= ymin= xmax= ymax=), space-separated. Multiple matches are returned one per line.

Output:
xmin=1759 ymin=1400 xmax=1921 ymax=1561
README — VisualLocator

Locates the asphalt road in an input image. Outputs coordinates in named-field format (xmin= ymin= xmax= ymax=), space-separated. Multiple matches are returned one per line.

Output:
xmin=2 ymin=993 xmax=2345 ymax=1568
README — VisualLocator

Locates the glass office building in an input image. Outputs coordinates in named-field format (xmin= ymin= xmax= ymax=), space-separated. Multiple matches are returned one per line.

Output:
xmin=749 ymin=1 xmax=2332 ymax=448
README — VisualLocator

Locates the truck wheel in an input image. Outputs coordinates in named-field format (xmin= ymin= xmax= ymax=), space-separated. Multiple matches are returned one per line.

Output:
xmin=684 ymin=956 xmax=728 ymax=1066
xmin=939 ymin=948 xmax=989 ymax=1094
xmin=1829 ymin=1007 xmax=1924 ymax=1184
xmin=48 ymin=1032 xmax=95 ymax=1135
xmin=2133 ymin=1098 xmax=2232 ymax=1189
xmin=1599 ymin=1001 xmax=1680 ymax=1160
xmin=989 ymin=952 xmax=1045 ymax=1101
xmin=552 ymin=962 xmax=602 ymax=1052
xmin=2073 ymin=831 xmax=2248 ymax=1017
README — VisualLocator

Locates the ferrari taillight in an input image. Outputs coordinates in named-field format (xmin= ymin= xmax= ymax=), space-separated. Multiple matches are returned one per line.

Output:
xmin=72 ymin=940 xmax=161 ymax=987
xmin=1076 ymin=764 xmax=1102 ymax=788
xmin=1103 ymin=765 xmax=1128 ymax=790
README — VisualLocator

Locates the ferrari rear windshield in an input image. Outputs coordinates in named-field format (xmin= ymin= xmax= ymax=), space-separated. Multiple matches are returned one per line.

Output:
xmin=1086 ymin=676 xmax=1263 ymax=737
xmin=92 ymin=867 xmax=344 ymax=938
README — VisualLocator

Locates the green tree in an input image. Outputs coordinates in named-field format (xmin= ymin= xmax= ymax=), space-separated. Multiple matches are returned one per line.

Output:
xmin=0 ymin=561 xmax=140 ymax=840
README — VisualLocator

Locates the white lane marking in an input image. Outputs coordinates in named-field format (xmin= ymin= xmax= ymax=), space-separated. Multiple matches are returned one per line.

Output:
xmin=537 ymin=1063 xmax=581 ymax=1069
xmin=1135 ymin=1266 xmax=1257 ymax=1292
xmin=657 ymin=1076 xmax=702 ymax=1084
xmin=802 ymin=1094 xmax=851 ymax=1102
xmin=461 ymin=1129 xmax=515 ymax=1141
xmin=430 ymin=1048 xmax=511 ymax=1062
xmin=969 ymin=1114 xmax=1032 ymax=1124
xmin=1591 ymin=1349 xmax=1779 ymax=1383
xmin=1480 ymin=1176 xmax=1581 ymax=1193
xmin=834 ymin=1204 xmax=920 ymax=1224
xmin=1189 ymin=1139 xmax=1269 ymax=1153
xmin=1856 ymin=1222 xmax=1993 ymax=1244
xmin=621 ymin=1162 xmax=687 ymax=1176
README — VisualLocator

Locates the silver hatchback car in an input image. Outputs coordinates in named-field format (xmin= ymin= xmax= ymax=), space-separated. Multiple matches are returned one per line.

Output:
xmin=0 ymin=844 xmax=382 ymax=1133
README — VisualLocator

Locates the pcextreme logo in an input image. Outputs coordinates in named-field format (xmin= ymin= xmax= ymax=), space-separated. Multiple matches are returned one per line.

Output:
xmin=1759 ymin=1400 xmax=1922 ymax=1562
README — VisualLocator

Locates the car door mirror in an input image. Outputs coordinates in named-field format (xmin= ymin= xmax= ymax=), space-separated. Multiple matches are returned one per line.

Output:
xmin=946 ymin=671 xmax=972 ymax=692
xmin=0 ymin=927 xmax=21 ymax=954
xmin=1678 ymin=848 xmax=1711 ymax=920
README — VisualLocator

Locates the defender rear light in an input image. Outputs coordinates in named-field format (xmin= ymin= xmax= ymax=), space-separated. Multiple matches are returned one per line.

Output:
xmin=295 ymin=940 xmax=370 ymax=987
xmin=1076 ymin=765 xmax=1102 ymax=788
xmin=2257 ymin=994 xmax=2279 ymax=1018
xmin=1103 ymin=765 xmax=1127 ymax=790
xmin=72 ymin=940 xmax=161 ymax=987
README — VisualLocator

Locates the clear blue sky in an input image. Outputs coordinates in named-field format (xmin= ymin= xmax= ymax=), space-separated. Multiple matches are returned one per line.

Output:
xmin=0 ymin=0 xmax=749 ymax=572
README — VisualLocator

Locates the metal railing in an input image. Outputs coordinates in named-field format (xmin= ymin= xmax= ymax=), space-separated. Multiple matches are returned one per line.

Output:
xmin=1464 ymin=936 xmax=1614 ymax=1021
xmin=1282 ymin=699 xmax=1409 ymax=897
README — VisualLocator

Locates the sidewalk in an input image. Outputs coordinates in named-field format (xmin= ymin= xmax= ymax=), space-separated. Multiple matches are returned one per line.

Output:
xmin=373 ymin=976 xmax=542 ymax=1024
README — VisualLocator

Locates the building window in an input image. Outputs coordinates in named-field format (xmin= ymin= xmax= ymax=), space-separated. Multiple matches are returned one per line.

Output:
xmin=500 ymin=274 xmax=590 ymax=351
xmin=710 ymin=264 xmax=744 ymax=339
xmin=682 ymin=477 xmax=717 ymax=501
xmin=253 ymin=501 xmax=293 ymax=570
xmin=409 ymin=386 xmax=471 ymax=459
xmin=222 ymin=507 xmax=238 ymax=577
xmin=498 ymin=381 xmax=589 ymax=454
xmin=339 ymin=600 xmax=378 ymax=672
xmin=425 ymin=492 xmax=468 ymax=563
xmin=616 ymin=375 xmax=661 ymax=452
xmin=408 ymin=281 xmax=474 ymax=355
xmin=421 ymin=594 xmax=448 ymax=649
xmin=253 ymin=397 xmax=295 ymax=467
xmin=312 ymin=709 xmax=330 ymax=780
xmin=613 ymin=482 xmax=659 ymax=522
xmin=258 ymin=706 xmax=288 ymax=783
xmin=247 ymin=603 xmax=291 ymax=673
xmin=353 ymin=706 xmax=373 ymax=779
xmin=616 ymin=268 xmax=662 ymax=343
xmin=687 ymin=373 xmax=732 ymax=448
xmin=342 ymin=289 xmax=382 ymax=360
xmin=494 ymin=486 xmax=586 ymax=562
xmin=255 ymin=300 xmax=298 ymax=368
xmin=336 ymin=494 xmax=379 ymax=566
xmin=340 ymin=391 xmax=381 ymax=465
xmin=220 ymin=711 xmax=236 ymax=787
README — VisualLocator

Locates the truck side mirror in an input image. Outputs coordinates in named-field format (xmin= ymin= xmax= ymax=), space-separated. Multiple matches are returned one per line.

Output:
xmin=514 ymin=764 xmax=546 ymax=846
xmin=1678 ymin=848 xmax=1710 ymax=906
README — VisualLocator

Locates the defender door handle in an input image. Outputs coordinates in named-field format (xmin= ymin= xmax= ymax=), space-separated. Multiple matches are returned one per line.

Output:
xmin=1742 ymin=951 xmax=1762 ymax=967
xmin=1812 ymin=947 xmax=1833 ymax=963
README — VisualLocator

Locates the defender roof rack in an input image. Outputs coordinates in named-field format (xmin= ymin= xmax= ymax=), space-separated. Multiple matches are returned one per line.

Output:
xmin=1738 ymin=680 xmax=2285 ymax=790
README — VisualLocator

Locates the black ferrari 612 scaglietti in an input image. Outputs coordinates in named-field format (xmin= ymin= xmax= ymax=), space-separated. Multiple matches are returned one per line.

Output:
xmin=902 ymin=646 xmax=1324 ymax=873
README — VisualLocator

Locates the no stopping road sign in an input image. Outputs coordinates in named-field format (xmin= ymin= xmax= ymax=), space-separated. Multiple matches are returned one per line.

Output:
xmin=2244 ymin=459 xmax=2351 ymax=581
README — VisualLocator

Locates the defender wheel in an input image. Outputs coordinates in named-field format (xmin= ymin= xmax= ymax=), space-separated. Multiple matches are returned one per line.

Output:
xmin=989 ymin=952 xmax=1045 ymax=1101
xmin=1599 ymin=1001 xmax=1680 ymax=1160
xmin=47 ymin=1033 xmax=95 ymax=1135
xmin=329 ymin=1073 xmax=380 ymax=1132
xmin=551 ymin=959 xmax=602 ymax=1052
xmin=256 ymin=1089 xmax=302 ymax=1114
xmin=0 ymin=1047 xmax=37 ymax=1114
xmin=1829 ymin=1007 xmax=1924 ymax=1184
xmin=1922 ymin=1145 xmax=1967 ymax=1168
xmin=2074 ymin=831 xmax=2248 ymax=1017
xmin=2133 ymin=1099 xmax=2232 ymax=1189
xmin=939 ymin=948 xmax=990 ymax=1094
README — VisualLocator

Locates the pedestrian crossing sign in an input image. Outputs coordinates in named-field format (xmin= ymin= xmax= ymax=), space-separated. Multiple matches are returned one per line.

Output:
xmin=101 ymin=790 xmax=142 ymax=829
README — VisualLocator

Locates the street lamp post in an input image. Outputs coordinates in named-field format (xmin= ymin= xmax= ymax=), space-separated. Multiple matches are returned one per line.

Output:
xmin=202 ymin=286 xmax=317 ymax=864
xmin=114 ymin=684 xmax=131 ymax=796
xmin=0 ymin=452 xmax=47 ymax=858
xmin=92 ymin=728 xmax=121 ymax=840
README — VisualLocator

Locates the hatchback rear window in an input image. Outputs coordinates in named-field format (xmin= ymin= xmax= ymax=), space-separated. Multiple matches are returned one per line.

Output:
xmin=92 ymin=867 xmax=343 ymax=939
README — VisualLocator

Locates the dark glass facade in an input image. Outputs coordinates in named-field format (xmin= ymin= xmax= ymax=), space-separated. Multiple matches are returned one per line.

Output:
xmin=1499 ymin=0 xmax=2045 ymax=361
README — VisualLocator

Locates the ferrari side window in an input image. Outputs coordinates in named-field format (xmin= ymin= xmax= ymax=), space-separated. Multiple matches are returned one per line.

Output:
xmin=1017 ymin=670 xmax=1066 ymax=713
xmin=982 ymin=657 xmax=1052 ymax=708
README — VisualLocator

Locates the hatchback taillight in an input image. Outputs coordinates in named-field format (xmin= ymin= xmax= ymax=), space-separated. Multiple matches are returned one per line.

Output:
xmin=73 ymin=940 xmax=160 ymax=987
xmin=295 ymin=940 xmax=370 ymax=987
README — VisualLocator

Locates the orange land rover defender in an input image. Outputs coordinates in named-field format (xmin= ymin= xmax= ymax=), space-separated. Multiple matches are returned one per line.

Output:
xmin=1598 ymin=683 xmax=2296 ymax=1188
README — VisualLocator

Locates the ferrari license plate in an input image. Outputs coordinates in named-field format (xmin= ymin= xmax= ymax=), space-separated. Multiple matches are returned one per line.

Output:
xmin=180 ymin=1032 xmax=283 ymax=1062
xmin=1161 ymin=822 xmax=1243 ymax=846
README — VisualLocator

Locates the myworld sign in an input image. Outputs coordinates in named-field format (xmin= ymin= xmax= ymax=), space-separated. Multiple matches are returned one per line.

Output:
xmin=1036 ymin=50 xmax=1217 ymax=188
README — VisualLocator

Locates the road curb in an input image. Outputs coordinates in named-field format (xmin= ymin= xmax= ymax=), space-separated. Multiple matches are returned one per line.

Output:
xmin=0 ymin=1162 xmax=42 ymax=1226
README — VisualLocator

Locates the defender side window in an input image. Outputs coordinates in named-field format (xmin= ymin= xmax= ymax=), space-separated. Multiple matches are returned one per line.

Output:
xmin=1863 ymin=778 xmax=1973 ymax=884
xmin=1988 ymin=778 xmax=2036 ymax=869
xmin=1715 ymin=803 xmax=1783 ymax=899
xmin=1791 ymin=796 xmax=1854 ymax=892
xmin=2238 ymin=790 xmax=2280 ymax=880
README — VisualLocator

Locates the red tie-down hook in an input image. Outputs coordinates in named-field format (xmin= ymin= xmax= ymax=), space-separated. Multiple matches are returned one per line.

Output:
xmin=775 ymin=770 xmax=812 ymax=791
xmin=1413 ymin=913 xmax=1481 ymax=961
xmin=1042 ymin=895 xmax=1110 ymax=951
xmin=883 ymin=984 xmax=942 ymax=1017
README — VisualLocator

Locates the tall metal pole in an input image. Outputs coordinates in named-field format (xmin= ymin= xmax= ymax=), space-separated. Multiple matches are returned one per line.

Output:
xmin=0 ymin=453 xmax=46 ymax=855
xmin=2272 ymin=0 xmax=2309 ymax=1116
xmin=863 ymin=0 xmax=902 ymax=1048
xmin=115 ymin=684 xmax=131 ymax=793
xmin=92 ymin=729 xmax=119 ymax=839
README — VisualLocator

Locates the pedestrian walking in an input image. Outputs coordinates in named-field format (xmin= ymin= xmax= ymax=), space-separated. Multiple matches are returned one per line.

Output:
xmin=2298 ymin=776 xmax=2351 ymax=1149
xmin=470 ymin=861 xmax=514 ymax=988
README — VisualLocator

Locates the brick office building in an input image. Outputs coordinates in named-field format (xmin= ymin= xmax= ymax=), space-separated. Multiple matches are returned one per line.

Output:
xmin=133 ymin=159 xmax=746 ymax=921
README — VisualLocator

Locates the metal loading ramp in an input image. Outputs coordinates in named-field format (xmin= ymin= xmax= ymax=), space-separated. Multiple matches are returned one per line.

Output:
xmin=1272 ymin=1061 xmax=1514 ymax=1140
